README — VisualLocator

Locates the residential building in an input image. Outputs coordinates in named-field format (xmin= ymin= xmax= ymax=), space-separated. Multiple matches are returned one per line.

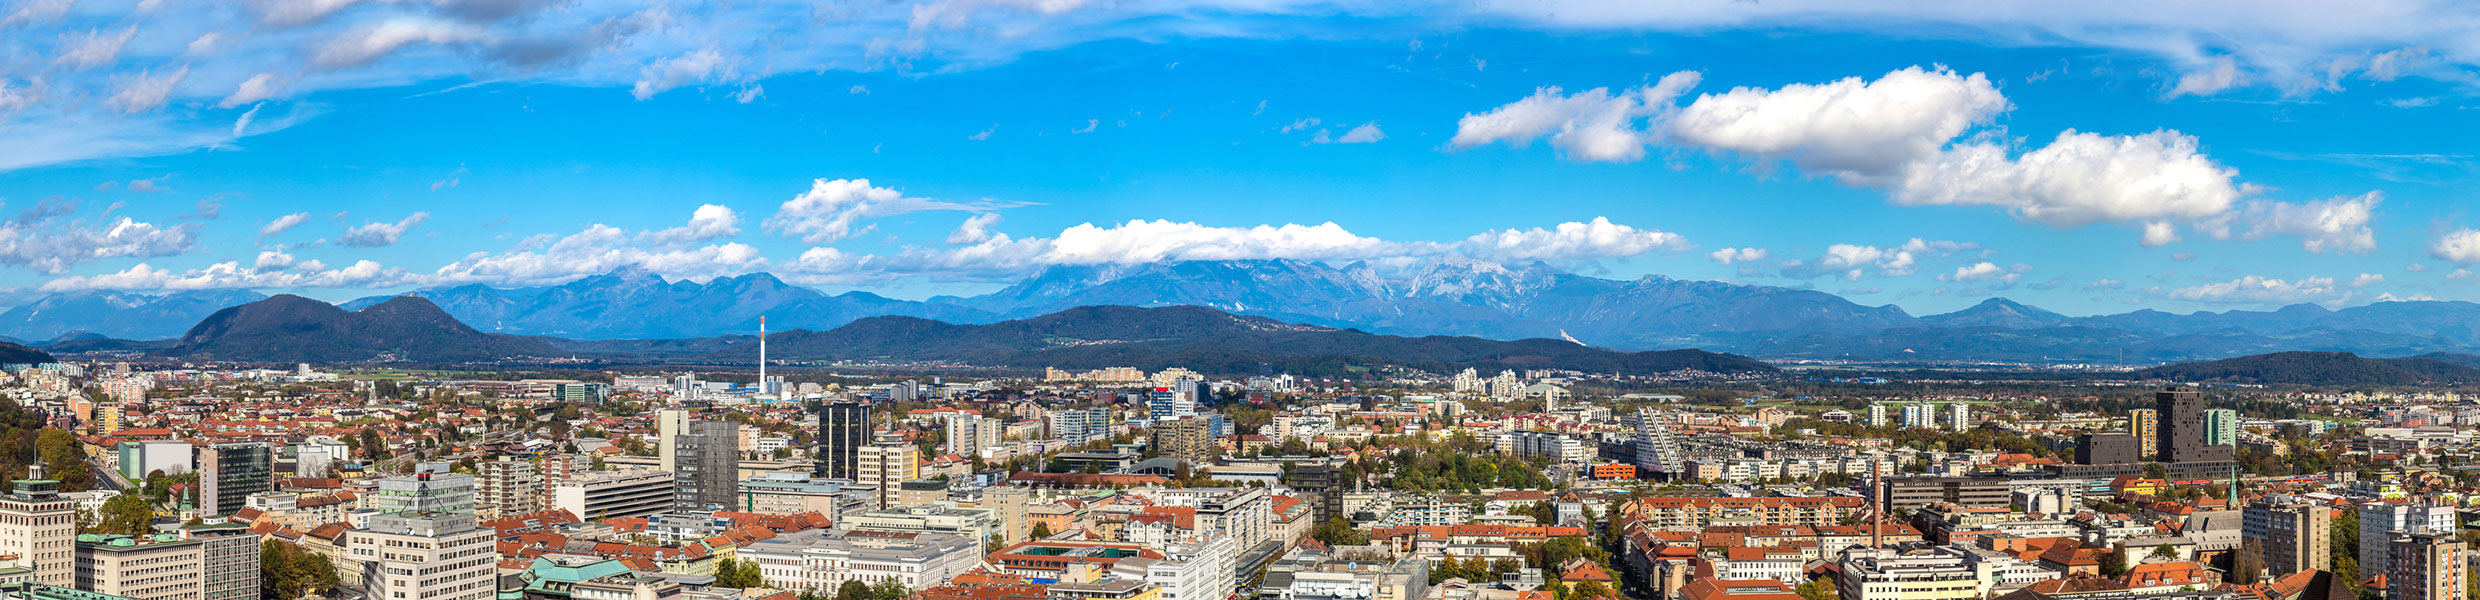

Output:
xmin=2129 ymin=409 xmax=2160 ymax=460
xmin=351 ymin=465 xmax=496 ymax=600
xmin=2157 ymin=388 xmax=2231 ymax=463
xmin=857 ymin=437 xmax=920 ymax=509
xmin=1837 ymin=546 xmax=1993 ymax=600
xmin=2361 ymin=503 xmax=2457 ymax=575
xmin=2388 ymin=533 xmax=2464 ymax=600
xmin=672 ymin=418 xmax=740 ymax=512
xmin=1051 ymin=408 xmax=1112 ymax=445
xmin=475 ymin=458 xmax=540 ymax=519
xmin=1152 ymin=417 xmax=1216 ymax=465
xmin=2242 ymin=495 xmax=2331 ymax=578
xmin=191 ymin=524 xmax=260 ymax=600
xmin=2203 ymin=409 xmax=2239 ymax=447
xmin=549 ymin=468 xmax=673 ymax=522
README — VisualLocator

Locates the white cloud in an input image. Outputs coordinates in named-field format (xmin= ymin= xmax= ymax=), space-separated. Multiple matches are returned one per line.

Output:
xmin=41 ymin=259 xmax=411 ymax=291
xmin=1071 ymin=119 xmax=1097 ymax=134
xmin=1456 ymin=217 xmax=1689 ymax=262
xmin=313 ymin=18 xmax=487 ymax=68
xmin=2216 ymin=192 xmax=2379 ymax=253
xmin=1311 ymin=122 xmax=1384 ymax=144
xmin=2354 ymin=273 xmax=2385 ymax=287
xmin=765 ymin=178 xmax=994 ymax=244
xmin=1778 ymin=238 xmax=1977 ymax=280
xmin=254 ymin=249 xmax=296 ymax=269
xmin=431 ymin=224 xmax=769 ymax=286
xmin=57 ymin=26 xmax=138 ymax=70
xmin=1450 ymin=71 xmax=1701 ymax=163
xmin=220 ymin=73 xmax=284 ymax=107
xmin=643 ymin=204 xmax=741 ymax=245
xmin=947 ymin=213 xmax=1002 ymax=244
xmin=2433 ymin=228 xmax=2480 ymax=264
xmin=2168 ymin=275 xmax=2347 ymax=304
xmin=632 ymin=48 xmax=728 ymax=100
xmin=260 ymin=212 xmax=312 ymax=237
xmin=185 ymin=32 xmax=225 ymax=55
xmin=2083 ymin=279 xmax=2124 ymax=291
xmin=1280 ymin=118 xmax=1320 ymax=133
xmin=969 ymin=125 xmax=995 ymax=141
xmin=1938 ymin=261 xmax=2027 ymax=283
xmin=1893 ymin=129 xmax=2241 ymax=228
xmin=2168 ymin=56 xmax=2240 ymax=97
xmin=2141 ymin=221 xmax=2180 ymax=247
xmin=1707 ymin=247 xmax=1767 ymax=265
xmin=0 ymin=211 xmax=200 ymax=274
xmin=106 ymin=67 xmax=189 ymax=114
xmin=339 ymin=212 xmax=430 ymax=247
xmin=1668 ymin=66 xmax=2006 ymax=183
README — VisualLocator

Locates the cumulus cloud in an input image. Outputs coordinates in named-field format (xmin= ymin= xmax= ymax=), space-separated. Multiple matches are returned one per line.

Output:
xmin=313 ymin=18 xmax=487 ymax=67
xmin=1450 ymin=71 xmax=1701 ymax=162
xmin=430 ymin=225 xmax=768 ymax=286
xmin=2433 ymin=228 xmax=2480 ymax=264
xmin=947 ymin=213 xmax=1002 ymax=245
xmin=1892 ymin=129 xmax=2241 ymax=227
xmin=260 ymin=212 xmax=312 ymax=237
xmin=2354 ymin=273 xmax=2385 ymax=287
xmin=1707 ymin=247 xmax=1767 ymax=265
xmin=631 ymin=48 xmax=728 ymax=100
xmin=0 ymin=211 xmax=200 ymax=274
xmin=1776 ymin=238 xmax=1978 ymax=280
xmin=2168 ymin=275 xmax=2348 ymax=304
xmin=2211 ymin=192 xmax=2378 ymax=253
xmin=765 ymin=178 xmax=997 ymax=244
xmin=1310 ymin=122 xmax=1385 ymax=144
xmin=643 ymin=204 xmax=741 ymax=245
xmin=1455 ymin=217 xmax=1689 ymax=262
xmin=339 ymin=212 xmax=430 ymax=247
xmin=1938 ymin=261 xmax=2028 ymax=283
xmin=1669 ymin=66 xmax=2007 ymax=183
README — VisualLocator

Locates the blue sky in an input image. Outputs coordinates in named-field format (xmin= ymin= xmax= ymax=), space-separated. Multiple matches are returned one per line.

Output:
xmin=1 ymin=0 xmax=2477 ymax=316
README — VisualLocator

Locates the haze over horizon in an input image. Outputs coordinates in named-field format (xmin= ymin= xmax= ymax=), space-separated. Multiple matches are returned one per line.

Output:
xmin=4 ymin=0 xmax=2477 ymax=317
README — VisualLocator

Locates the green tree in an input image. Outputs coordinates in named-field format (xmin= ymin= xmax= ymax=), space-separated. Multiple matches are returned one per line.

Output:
xmin=836 ymin=580 xmax=873 ymax=600
xmin=1796 ymin=578 xmax=1837 ymax=600
xmin=1031 ymin=522 xmax=1053 ymax=540
xmin=1312 ymin=517 xmax=1368 ymax=546
xmin=262 ymin=540 xmax=303 ymax=600
xmin=2150 ymin=544 xmax=2178 ymax=561
xmin=870 ymin=579 xmax=909 ymax=600
xmin=94 ymin=494 xmax=153 ymax=535
xmin=301 ymin=552 xmax=340 ymax=596
xmin=2103 ymin=546 xmax=2130 ymax=577
xmin=1572 ymin=581 xmax=1614 ymax=600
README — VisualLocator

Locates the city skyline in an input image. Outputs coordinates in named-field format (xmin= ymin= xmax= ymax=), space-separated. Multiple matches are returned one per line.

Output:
xmin=0 ymin=1 xmax=2475 ymax=317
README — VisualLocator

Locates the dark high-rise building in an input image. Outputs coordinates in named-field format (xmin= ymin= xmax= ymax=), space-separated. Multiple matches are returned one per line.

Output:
xmin=2076 ymin=433 xmax=2138 ymax=465
xmin=672 ymin=419 xmax=739 ymax=511
xmin=2156 ymin=386 xmax=2233 ymax=463
xmin=818 ymin=402 xmax=871 ymax=480
xmin=199 ymin=442 xmax=271 ymax=517
xmin=1282 ymin=464 xmax=1346 ymax=523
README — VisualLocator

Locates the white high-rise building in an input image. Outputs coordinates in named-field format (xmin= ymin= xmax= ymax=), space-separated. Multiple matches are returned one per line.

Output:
xmin=657 ymin=408 xmax=690 ymax=472
xmin=1869 ymin=404 xmax=1887 ymax=427
xmin=0 ymin=479 xmax=75 ymax=587
xmin=945 ymin=413 xmax=988 ymax=457
xmin=2363 ymin=503 xmax=2458 ymax=574
xmin=351 ymin=464 xmax=496 ymax=600
xmin=1451 ymin=369 xmax=1481 ymax=393
xmin=1948 ymin=404 xmax=1972 ymax=431
xmin=475 ymin=458 xmax=541 ymax=518
xmin=1900 ymin=404 xmax=1925 ymax=428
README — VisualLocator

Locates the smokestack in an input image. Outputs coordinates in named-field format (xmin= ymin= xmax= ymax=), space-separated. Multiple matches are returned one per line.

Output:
xmin=759 ymin=315 xmax=768 ymax=398
xmin=1872 ymin=471 xmax=1885 ymax=548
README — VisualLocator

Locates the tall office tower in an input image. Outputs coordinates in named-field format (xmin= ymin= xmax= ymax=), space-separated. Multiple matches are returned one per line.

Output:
xmin=198 ymin=442 xmax=271 ymax=517
xmin=1947 ymin=404 xmax=1972 ymax=431
xmin=1632 ymin=409 xmax=1683 ymax=478
xmin=856 ymin=436 xmax=920 ymax=509
xmin=192 ymin=524 xmax=261 ymax=600
xmin=672 ymin=419 xmax=739 ymax=511
xmin=2129 ymin=409 xmax=2161 ymax=460
xmin=2204 ymin=409 xmax=2240 ymax=446
xmin=2243 ymin=496 xmax=2333 ymax=578
xmin=351 ymin=465 xmax=496 ymax=600
xmin=819 ymin=402 xmax=871 ymax=480
xmin=1151 ymin=417 xmax=1215 ymax=464
xmin=475 ymin=458 xmax=541 ymax=518
xmin=944 ymin=413 xmax=986 ymax=457
xmin=657 ymin=409 xmax=690 ymax=472
xmin=2389 ymin=533 xmax=2466 ymax=600
xmin=0 ymin=480 xmax=74 ymax=586
xmin=2364 ymin=503 xmax=2459 ymax=574
xmin=2156 ymin=387 xmax=2233 ymax=463
xmin=1869 ymin=404 xmax=1887 ymax=427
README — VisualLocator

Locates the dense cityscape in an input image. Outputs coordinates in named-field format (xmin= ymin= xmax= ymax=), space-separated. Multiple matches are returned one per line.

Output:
xmin=0 ymin=354 xmax=2448 ymax=600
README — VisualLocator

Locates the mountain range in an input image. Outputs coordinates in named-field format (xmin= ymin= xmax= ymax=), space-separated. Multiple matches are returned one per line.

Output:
xmin=23 ymin=258 xmax=2480 ymax=364
xmin=161 ymin=295 xmax=1776 ymax=375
